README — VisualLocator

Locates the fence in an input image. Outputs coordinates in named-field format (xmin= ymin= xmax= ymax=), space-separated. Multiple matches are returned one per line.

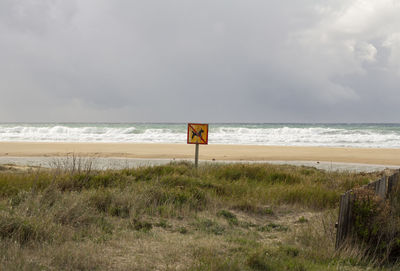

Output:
xmin=335 ymin=170 xmax=400 ymax=249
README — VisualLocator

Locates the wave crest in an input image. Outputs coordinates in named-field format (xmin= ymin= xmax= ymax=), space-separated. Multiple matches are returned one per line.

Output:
xmin=0 ymin=124 xmax=400 ymax=147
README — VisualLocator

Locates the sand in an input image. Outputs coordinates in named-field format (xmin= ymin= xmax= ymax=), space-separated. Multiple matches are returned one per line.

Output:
xmin=1 ymin=142 xmax=400 ymax=166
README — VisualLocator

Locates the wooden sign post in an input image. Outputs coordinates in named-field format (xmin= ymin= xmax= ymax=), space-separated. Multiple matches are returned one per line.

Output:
xmin=187 ymin=123 xmax=209 ymax=168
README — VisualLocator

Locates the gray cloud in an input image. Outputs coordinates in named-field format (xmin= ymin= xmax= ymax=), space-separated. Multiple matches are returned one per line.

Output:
xmin=0 ymin=0 xmax=399 ymax=122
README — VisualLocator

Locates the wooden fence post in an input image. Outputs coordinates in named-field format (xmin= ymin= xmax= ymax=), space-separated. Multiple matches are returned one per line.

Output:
xmin=376 ymin=176 xmax=387 ymax=198
xmin=388 ymin=172 xmax=399 ymax=195
xmin=336 ymin=191 xmax=353 ymax=249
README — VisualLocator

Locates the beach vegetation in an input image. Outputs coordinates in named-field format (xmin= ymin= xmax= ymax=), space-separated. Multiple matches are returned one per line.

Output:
xmin=0 ymin=160 xmax=395 ymax=270
xmin=344 ymin=184 xmax=400 ymax=264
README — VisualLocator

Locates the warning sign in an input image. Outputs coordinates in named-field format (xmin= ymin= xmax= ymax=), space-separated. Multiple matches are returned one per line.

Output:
xmin=187 ymin=123 xmax=208 ymax=145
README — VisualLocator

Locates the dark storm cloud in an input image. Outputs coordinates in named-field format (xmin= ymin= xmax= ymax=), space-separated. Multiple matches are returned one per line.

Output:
xmin=0 ymin=0 xmax=399 ymax=122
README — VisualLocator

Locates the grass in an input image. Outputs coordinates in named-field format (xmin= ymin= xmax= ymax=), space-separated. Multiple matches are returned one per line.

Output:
xmin=0 ymin=160 xmax=395 ymax=270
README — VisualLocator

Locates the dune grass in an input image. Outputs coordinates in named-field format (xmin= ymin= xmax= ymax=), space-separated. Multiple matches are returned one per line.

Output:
xmin=0 ymin=160 xmax=395 ymax=270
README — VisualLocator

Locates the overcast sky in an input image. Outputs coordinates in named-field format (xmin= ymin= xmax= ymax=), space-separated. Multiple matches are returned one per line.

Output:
xmin=1 ymin=0 xmax=399 ymax=123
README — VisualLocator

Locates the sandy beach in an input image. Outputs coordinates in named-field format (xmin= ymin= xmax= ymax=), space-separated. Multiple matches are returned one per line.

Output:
xmin=1 ymin=142 xmax=400 ymax=166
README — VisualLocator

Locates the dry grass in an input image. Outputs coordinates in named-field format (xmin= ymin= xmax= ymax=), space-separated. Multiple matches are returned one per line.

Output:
xmin=0 ymin=159 xmax=395 ymax=270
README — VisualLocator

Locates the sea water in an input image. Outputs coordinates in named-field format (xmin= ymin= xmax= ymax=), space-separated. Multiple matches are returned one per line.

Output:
xmin=0 ymin=123 xmax=400 ymax=148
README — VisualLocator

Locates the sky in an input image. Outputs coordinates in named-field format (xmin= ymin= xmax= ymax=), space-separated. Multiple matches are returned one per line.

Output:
xmin=0 ymin=0 xmax=400 ymax=123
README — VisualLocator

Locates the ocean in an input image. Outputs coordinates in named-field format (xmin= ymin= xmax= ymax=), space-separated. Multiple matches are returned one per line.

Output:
xmin=0 ymin=123 xmax=400 ymax=148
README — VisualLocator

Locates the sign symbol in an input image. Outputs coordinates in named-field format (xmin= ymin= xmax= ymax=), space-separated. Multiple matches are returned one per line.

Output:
xmin=192 ymin=128 xmax=204 ymax=140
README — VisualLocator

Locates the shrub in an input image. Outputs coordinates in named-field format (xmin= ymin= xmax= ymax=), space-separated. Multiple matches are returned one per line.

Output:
xmin=194 ymin=219 xmax=225 ymax=235
xmin=297 ymin=216 xmax=308 ymax=223
xmin=9 ymin=191 xmax=30 ymax=207
xmin=217 ymin=210 xmax=238 ymax=225
xmin=129 ymin=218 xmax=152 ymax=232
xmin=0 ymin=215 xmax=50 ymax=245
xmin=350 ymin=186 xmax=400 ymax=263
xmin=89 ymin=190 xmax=113 ymax=213
xmin=352 ymin=189 xmax=388 ymax=241
xmin=232 ymin=202 xmax=274 ymax=215
xmin=247 ymin=250 xmax=274 ymax=271
xmin=257 ymin=223 xmax=288 ymax=232
xmin=88 ymin=189 xmax=131 ymax=218
xmin=54 ymin=201 xmax=99 ymax=228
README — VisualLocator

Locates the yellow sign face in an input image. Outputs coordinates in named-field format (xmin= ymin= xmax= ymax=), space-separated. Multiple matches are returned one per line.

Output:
xmin=187 ymin=123 xmax=208 ymax=144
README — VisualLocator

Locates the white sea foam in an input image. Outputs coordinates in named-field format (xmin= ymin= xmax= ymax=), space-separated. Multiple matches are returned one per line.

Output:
xmin=0 ymin=124 xmax=400 ymax=148
xmin=212 ymin=126 xmax=400 ymax=147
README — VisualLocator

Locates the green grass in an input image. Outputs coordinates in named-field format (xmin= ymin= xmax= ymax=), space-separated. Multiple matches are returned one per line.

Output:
xmin=0 ymin=161 xmax=392 ymax=270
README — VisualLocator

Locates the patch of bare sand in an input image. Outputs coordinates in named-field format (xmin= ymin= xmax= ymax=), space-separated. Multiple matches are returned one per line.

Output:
xmin=0 ymin=163 xmax=41 ymax=172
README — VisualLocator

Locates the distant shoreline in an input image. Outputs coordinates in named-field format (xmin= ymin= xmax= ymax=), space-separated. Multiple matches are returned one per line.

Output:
xmin=1 ymin=142 xmax=400 ymax=167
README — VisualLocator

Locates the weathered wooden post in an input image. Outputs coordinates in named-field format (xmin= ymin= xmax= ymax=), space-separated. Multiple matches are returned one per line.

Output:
xmin=336 ymin=191 xmax=353 ymax=249
xmin=195 ymin=143 xmax=199 ymax=168
xmin=388 ymin=171 xmax=400 ymax=195
xmin=376 ymin=176 xmax=387 ymax=198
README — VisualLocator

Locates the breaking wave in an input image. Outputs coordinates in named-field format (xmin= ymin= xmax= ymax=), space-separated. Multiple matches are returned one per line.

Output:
xmin=0 ymin=123 xmax=400 ymax=148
